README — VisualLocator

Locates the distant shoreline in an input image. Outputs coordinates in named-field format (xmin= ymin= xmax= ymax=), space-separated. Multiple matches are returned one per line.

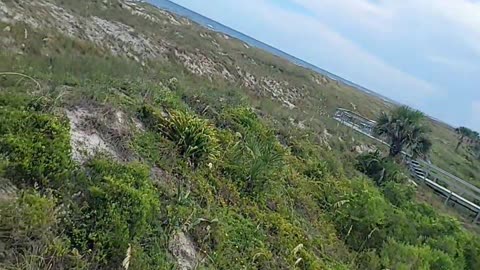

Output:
xmin=148 ymin=0 xmax=453 ymax=129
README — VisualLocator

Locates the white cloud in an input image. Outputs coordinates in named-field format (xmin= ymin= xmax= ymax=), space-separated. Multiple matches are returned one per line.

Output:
xmin=430 ymin=0 xmax=480 ymax=55
xmin=170 ymin=0 xmax=439 ymax=103
xmin=289 ymin=0 xmax=480 ymax=55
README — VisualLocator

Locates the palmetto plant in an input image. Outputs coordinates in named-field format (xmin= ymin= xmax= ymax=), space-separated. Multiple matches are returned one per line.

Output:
xmin=139 ymin=105 xmax=219 ymax=165
xmin=374 ymin=106 xmax=431 ymax=158
xmin=227 ymin=133 xmax=283 ymax=194
xmin=159 ymin=110 xmax=219 ymax=164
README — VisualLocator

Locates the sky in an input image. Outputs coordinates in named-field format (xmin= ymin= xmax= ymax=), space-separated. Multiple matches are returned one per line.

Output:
xmin=167 ymin=0 xmax=479 ymax=131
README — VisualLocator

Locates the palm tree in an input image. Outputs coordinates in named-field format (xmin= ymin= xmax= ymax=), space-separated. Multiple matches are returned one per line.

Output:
xmin=374 ymin=106 xmax=431 ymax=158
xmin=455 ymin=126 xmax=474 ymax=152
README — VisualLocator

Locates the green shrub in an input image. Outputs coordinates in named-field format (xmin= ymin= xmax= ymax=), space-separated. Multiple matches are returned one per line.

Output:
xmin=220 ymin=107 xmax=277 ymax=140
xmin=381 ymin=181 xmax=415 ymax=207
xmin=0 ymin=108 xmax=73 ymax=188
xmin=405 ymin=203 xmax=462 ymax=240
xmin=0 ymin=91 xmax=31 ymax=108
xmin=331 ymin=179 xmax=390 ymax=251
xmin=161 ymin=110 xmax=219 ymax=163
xmin=259 ymin=212 xmax=322 ymax=269
xmin=0 ymin=191 xmax=58 ymax=246
xmin=356 ymin=250 xmax=382 ymax=270
xmin=208 ymin=209 xmax=272 ymax=269
xmin=218 ymin=107 xmax=285 ymax=195
xmin=302 ymin=158 xmax=329 ymax=180
xmin=223 ymin=132 xmax=284 ymax=195
xmin=356 ymin=151 xmax=406 ymax=186
xmin=139 ymin=105 xmax=219 ymax=165
xmin=426 ymin=235 xmax=466 ymax=267
xmin=138 ymin=104 xmax=164 ymax=130
xmin=221 ymin=107 xmax=261 ymax=131
xmin=67 ymin=159 xmax=161 ymax=267
xmin=130 ymin=130 xmax=179 ymax=168
xmin=380 ymin=239 xmax=456 ymax=270
xmin=463 ymin=235 xmax=480 ymax=270
xmin=0 ymin=191 xmax=86 ymax=269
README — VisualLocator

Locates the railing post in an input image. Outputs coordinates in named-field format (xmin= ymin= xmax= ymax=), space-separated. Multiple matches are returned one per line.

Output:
xmin=444 ymin=191 xmax=453 ymax=205
xmin=423 ymin=166 xmax=429 ymax=183
xmin=474 ymin=211 xmax=480 ymax=224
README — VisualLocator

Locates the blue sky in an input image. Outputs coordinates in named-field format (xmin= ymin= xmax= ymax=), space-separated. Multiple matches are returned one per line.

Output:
xmin=167 ymin=0 xmax=480 ymax=131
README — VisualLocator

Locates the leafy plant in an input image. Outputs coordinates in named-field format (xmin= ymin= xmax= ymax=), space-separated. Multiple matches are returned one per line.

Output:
xmin=355 ymin=151 xmax=406 ymax=186
xmin=224 ymin=133 xmax=283 ymax=194
xmin=221 ymin=107 xmax=260 ymax=131
xmin=0 ymin=107 xmax=73 ymax=188
xmin=66 ymin=159 xmax=161 ymax=268
xmin=207 ymin=209 xmax=272 ymax=269
xmin=381 ymin=181 xmax=415 ymax=207
xmin=0 ymin=190 xmax=86 ymax=269
xmin=139 ymin=105 xmax=219 ymax=165
xmin=379 ymin=238 xmax=455 ymax=270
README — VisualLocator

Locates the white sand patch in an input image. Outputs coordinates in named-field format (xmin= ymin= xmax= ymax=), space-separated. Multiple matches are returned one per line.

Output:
xmin=168 ymin=231 xmax=198 ymax=270
xmin=66 ymin=108 xmax=118 ymax=163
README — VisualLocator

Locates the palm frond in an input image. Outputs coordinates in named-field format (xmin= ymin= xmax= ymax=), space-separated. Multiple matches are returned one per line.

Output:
xmin=374 ymin=106 xmax=431 ymax=157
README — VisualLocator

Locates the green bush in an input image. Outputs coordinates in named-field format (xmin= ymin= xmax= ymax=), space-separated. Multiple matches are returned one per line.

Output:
xmin=130 ymin=130 xmax=179 ymax=168
xmin=208 ymin=209 xmax=272 ymax=269
xmin=221 ymin=107 xmax=261 ymax=131
xmin=426 ymin=235 xmax=466 ymax=267
xmin=355 ymin=151 xmax=406 ymax=186
xmin=223 ymin=132 xmax=284 ymax=195
xmin=0 ymin=108 xmax=73 ymax=188
xmin=0 ymin=191 xmax=86 ymax=269
xmin=380 ymin=239 xmax=456 ymax=270
xmin=220 ymin=107 xmax=274 ymax=141
xmin=139 ymin=105 xmax=219 ymax=165
xmin=219 ymin=107 xmax=285 ymax=195
xmin=381 ymin=181 xmax=415 ymax=207
xmin=330 ymin=179 xmax=390 ymax=251
xmin=67 ymin=159 xmax=161 ymax=267
xmin=0 ymin=91 xmax=31 ymax=108
xmin=302 ymin=158 xmax=329 ymax=180
xmin=463 ymin=235 xmax=480 ymax=270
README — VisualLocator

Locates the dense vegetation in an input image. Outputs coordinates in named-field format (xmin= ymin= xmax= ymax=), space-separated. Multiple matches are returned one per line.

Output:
xmin=455 ymin=126 xmax=480 ymax=155
xmin=0 ymin=0 xmax=479 ymax=269
xmin=1 ymin=78 xmax=479 ymax=269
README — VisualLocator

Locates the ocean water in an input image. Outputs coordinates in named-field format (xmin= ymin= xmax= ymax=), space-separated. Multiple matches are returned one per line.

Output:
xmin=148 ymin=0 xmax=395 ymax=104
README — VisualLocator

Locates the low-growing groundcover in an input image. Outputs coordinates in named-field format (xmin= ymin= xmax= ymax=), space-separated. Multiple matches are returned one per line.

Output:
xmin=0 ymin=86 xmax=479 ymax=270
